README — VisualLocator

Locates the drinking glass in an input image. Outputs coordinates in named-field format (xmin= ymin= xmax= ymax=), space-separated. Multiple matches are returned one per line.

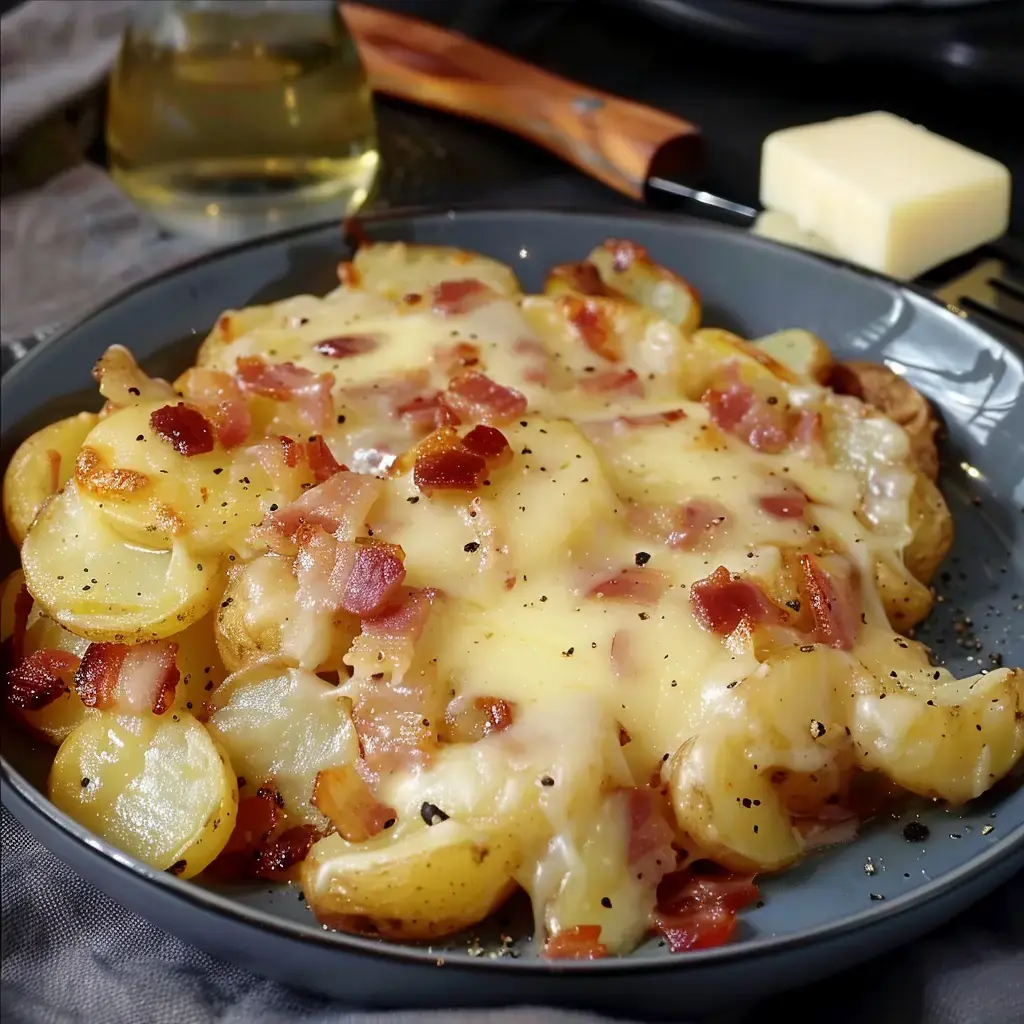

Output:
xmin=106 ymin=0 xmax=379 ymax=241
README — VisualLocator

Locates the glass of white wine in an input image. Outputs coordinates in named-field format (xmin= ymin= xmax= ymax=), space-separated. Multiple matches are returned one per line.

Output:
xmin=107 ymin=0 xmax=379 ymax=242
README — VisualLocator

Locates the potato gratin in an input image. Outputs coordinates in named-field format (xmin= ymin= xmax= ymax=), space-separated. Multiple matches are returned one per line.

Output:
xmin=2 ymin=240 xmax=1022 ymax=959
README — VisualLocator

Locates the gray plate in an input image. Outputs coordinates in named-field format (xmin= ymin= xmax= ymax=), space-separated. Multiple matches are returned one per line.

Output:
xmin=2 ymin=209 xmax=1022 ymax=1018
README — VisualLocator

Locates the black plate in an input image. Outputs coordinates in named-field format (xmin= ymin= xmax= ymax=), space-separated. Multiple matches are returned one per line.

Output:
xmin=2 ymin=209 xmax=1022 ymax=1017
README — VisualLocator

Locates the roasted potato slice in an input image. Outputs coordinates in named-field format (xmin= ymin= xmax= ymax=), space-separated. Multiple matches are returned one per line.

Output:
xmin=302 ymin=820 xmax=519 ymax=940
xmin=341 ymin=242 xmax=522 ymax=301
xmin=904 ymin=473 xmax=954 ymax=584
xmin=829 ymin=361 xmax=940 ymax=481
xmin=49 ymin=710 xmax=237 ymax=877
xmin=3 ymin=412 xmax=99 ymax=547
xmin=21 ymin=485 xmax=223 ymax=643
xmin=750 ymin=328 xmax=833 ymax=384
xmin=206 ymin=665 xmax=360 ymax=826
xmin=874 ymin=556 xmax=935 ymax=633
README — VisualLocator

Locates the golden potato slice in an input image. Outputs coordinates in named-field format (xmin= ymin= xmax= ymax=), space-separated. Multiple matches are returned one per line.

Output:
xmin=3 ymin=412 xmax=99 ymax=547
xmin=874 ymin=556 xmax=934 ymax=633
xmin=750 ymin=328 xmax=833 ymax=384
xmin=302 ymin=821 xmax=519 ymax=940
xmin=344 ymin=242 xmax=522 ymax=301
xmin=829 ymin=361 xmax=940 ymax=481
xmin=21 ymin=485 xmax=223 ymax=643
xmin=543 ymin=261 xmax=619 ymax=299
xmin=49 ymin=710 xmax=237 ymax=877
xmin=206 ymin=665 xmax=360 ymax=825
xmin=904 ymin=473 xmax=954 ymax=584
xmin=586 ymin=239 xmax=701 ymax=334
xmin=173 ymin=613 xmax=228 ymax=713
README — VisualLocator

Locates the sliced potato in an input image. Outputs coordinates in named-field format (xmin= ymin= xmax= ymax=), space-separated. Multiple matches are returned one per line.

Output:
xmin=3 ymin=412 xmax=99 ymax=547
xmin=302 ymin=820 xmax=519 ymax=940
xmin=750 ymin=328 xmax=833 ymax=384
xmin=587 ymin=239 xmax=701 ymax=334
xmin=904 ymin=472 xmax=954 ymax=584
xmin=173 ymin=613 xmax=228 ymax=713
xmin=206 ymin=665 xmax=359 ymax=825
xmin=829 ymin=361 xmax=941 ymax=481
xmin=21 ymin=484 xmax=223 ymax=643
xmin=343 ymin=242 xmax=522 ymax=302
xmin=874 ymin=556 xmax=934 ymax=632
xmin=49 ymin=710 xmax=237 ymax=877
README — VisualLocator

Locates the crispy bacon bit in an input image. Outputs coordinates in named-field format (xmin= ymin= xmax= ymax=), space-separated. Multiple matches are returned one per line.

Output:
xmin=177 ymin=367 xmax=252 ymax=449
xmin=588 ymin=568 xmax=670 ymax=606
xmin=578 ymin=368 xmax=644 ymax=397
xmin=702 ymin=373 xmax=789 ymax=453
xmin=313 ymin=334 xmax=380 ymax=359
xmin=443 ymin=695 xmax=515 ymax=743
xmin=396 ymin=392 xmax=461 ymax=435
xmin=254 ymin=824 xmax=321 ymax=880
xmin=306 ymin=435 xmax=344 ymax=482
xmin=690 ymin=566 xmax=786 ymax=637
xmin=414 ymin=448 xmax=487 ymax=496
xmin=150 ymin=403 xmax=215 ymax=457
xmin=269 ymin=471 xmax=383 ymax=539
xmin=799 ymin=554 xmax=861 ymax=651
xmin=279 ymin=435 xmax=304 ymax=468
xmin=623 ymin=788 xmax=676 ymax=887
xmin=443 ymin=372 xmax=527 ymax=426
xmin=6 ymin=650 xmax=79 ymax=711
xmin=236 ymin=357 xmax=334 ymax=430
xmin=461 ymin=425 xmax=513 ymax=468
xmin=543 ymin=925 xmax=608 ymax=961
xmin=655 ymin=870 xmax=760 ymax=953
xmin=336 ymin=540 xmax=408 ymax=618
xmin=431 ymin=279 xmax=494 ymax=316
xmin=344 ymin=587 xmax=438 ymax=684
xmin=561 ymin=296 xmax=620 ymax=362
xmin=603 ymin=238 xmax=648 ymax=273
xmin=75 ymin=640 xmax=180 ymax=714
xmin=12 ymin=584 xmax=33 ymax=665
xmin=213 ymin=787 xmax=281 ymax=874
xmin=312 ymin=765 xmax=397 ymax=842
xmin=759 ymin=491 xmax=808 ymax=520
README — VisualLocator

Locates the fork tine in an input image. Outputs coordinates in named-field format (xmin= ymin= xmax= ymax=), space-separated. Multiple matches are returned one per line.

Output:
xmin=933 ymin=257 xmax=1024 ymax=339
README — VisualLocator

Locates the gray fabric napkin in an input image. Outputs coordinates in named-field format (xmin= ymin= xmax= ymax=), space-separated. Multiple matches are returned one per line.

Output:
xmin=0 ymin=3 xmax=1021 ymax=1023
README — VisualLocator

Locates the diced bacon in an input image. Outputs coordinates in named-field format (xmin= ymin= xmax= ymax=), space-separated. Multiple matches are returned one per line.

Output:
xmin=578 ymin=368 xmax=644 ymax=398
xmin=396 ymin=392 xmax=461 ymax=435
xmin=93 ymin=345 xmax=176 ymax=407
xmin=334 ymin=540 xmax=408 ymax=618
xmin=442 ymin=372 xmax=527 ymax=426
xmin=588 ymin=568 xmax=670 ymax=605
xmin=75 ymin=640 xmax=179 ymax=714
xmin=209 ymin=785 xmax=282 ymax=879
xmin=254 ymin=824 xmax=321 ymax=880
xmin=610 ymin=630 xmax=634 ymax=678
xmin=6 ymin=650 xmax=80 ymax=712
xmin=269 ymin=471 xmax=383 ymax=539
xmin=352 ymin=676 xmax=441 ymax=780
xmin=702 ymin=371 xmax=789 ymax=453
xmin=150 ymin=403 xmax=215 ymax=457
xmin=630 ymin=500 xmax=729 ymax=552
xmin=690 ymin=566 xmax=787 ymax=638
xmin=306 ymin=435 xmax=345 ymax=482
xmin=758 ymin=490 xmax=807 ymax=520
xmin=560 ymin=295 xmax=620 ymax=362
xmin=443 ymin=695 xmax=515 ymax=743
xmin=798 ymin=554 xmax=861 ymax=651
xmin=236 ymin=357 xmax=334 ymax=430
xmin=512 ymin=337 xmax=551 ymax=385
xmin=177 ymin=367 xmax=252 ymax=449
xmin=655 ymin=870 xmax=759 ymax=953
xmin=279 ymin=435 xmax=304 ymax=468
xmin=413 ymin=448 xmax=487 ymax=496
xmin=12 ymin=584 xmax=33 ymax=665
xmin=543 ymin=925 xmax=608 ymax=961
xmin=312 ymin=765 xmax=397 ymax=842
xmin=461 ymin=425 xmax=513 ymax=468
xmin=622 ymin=788 xmax=676 ymax=888
xmin=344 ymin=587 xmax=438 ymax=684
xmin=313 ymin=334 xmax=381 ymax=359
xmin=431 ymin=278 xmax=495 ymax=316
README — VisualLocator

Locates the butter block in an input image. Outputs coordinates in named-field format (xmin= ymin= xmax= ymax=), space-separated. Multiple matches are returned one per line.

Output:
xmin=760 ymin=111 xmax=1010 ymax=279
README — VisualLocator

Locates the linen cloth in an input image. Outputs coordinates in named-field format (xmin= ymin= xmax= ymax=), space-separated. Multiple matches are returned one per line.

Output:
xmin=1 ymin=3 xmax=1021 ymax=1023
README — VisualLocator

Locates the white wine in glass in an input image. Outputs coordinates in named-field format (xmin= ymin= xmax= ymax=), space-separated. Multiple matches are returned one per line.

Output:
xmin=107 ymin=0 xmax=379 ymax=242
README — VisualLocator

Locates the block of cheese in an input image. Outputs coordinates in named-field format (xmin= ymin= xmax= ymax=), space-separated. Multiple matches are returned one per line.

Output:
xmin=760 ymin=111 xmax=1010 ymax=279
xmin=752 ymin=210 xmax=837 ymax=259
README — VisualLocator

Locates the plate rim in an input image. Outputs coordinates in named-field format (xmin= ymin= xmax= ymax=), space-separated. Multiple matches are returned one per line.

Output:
xmin=2 ymin=204 xmax=1022 ymax=975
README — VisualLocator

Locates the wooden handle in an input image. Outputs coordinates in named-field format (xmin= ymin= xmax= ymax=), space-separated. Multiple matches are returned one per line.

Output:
xmin=340 ymin=3 xmax=703 ymax=201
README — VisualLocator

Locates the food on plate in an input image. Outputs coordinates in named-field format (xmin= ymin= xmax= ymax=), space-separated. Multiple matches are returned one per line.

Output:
xmin=3 ymin=236 xmax=1020 ymax=959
